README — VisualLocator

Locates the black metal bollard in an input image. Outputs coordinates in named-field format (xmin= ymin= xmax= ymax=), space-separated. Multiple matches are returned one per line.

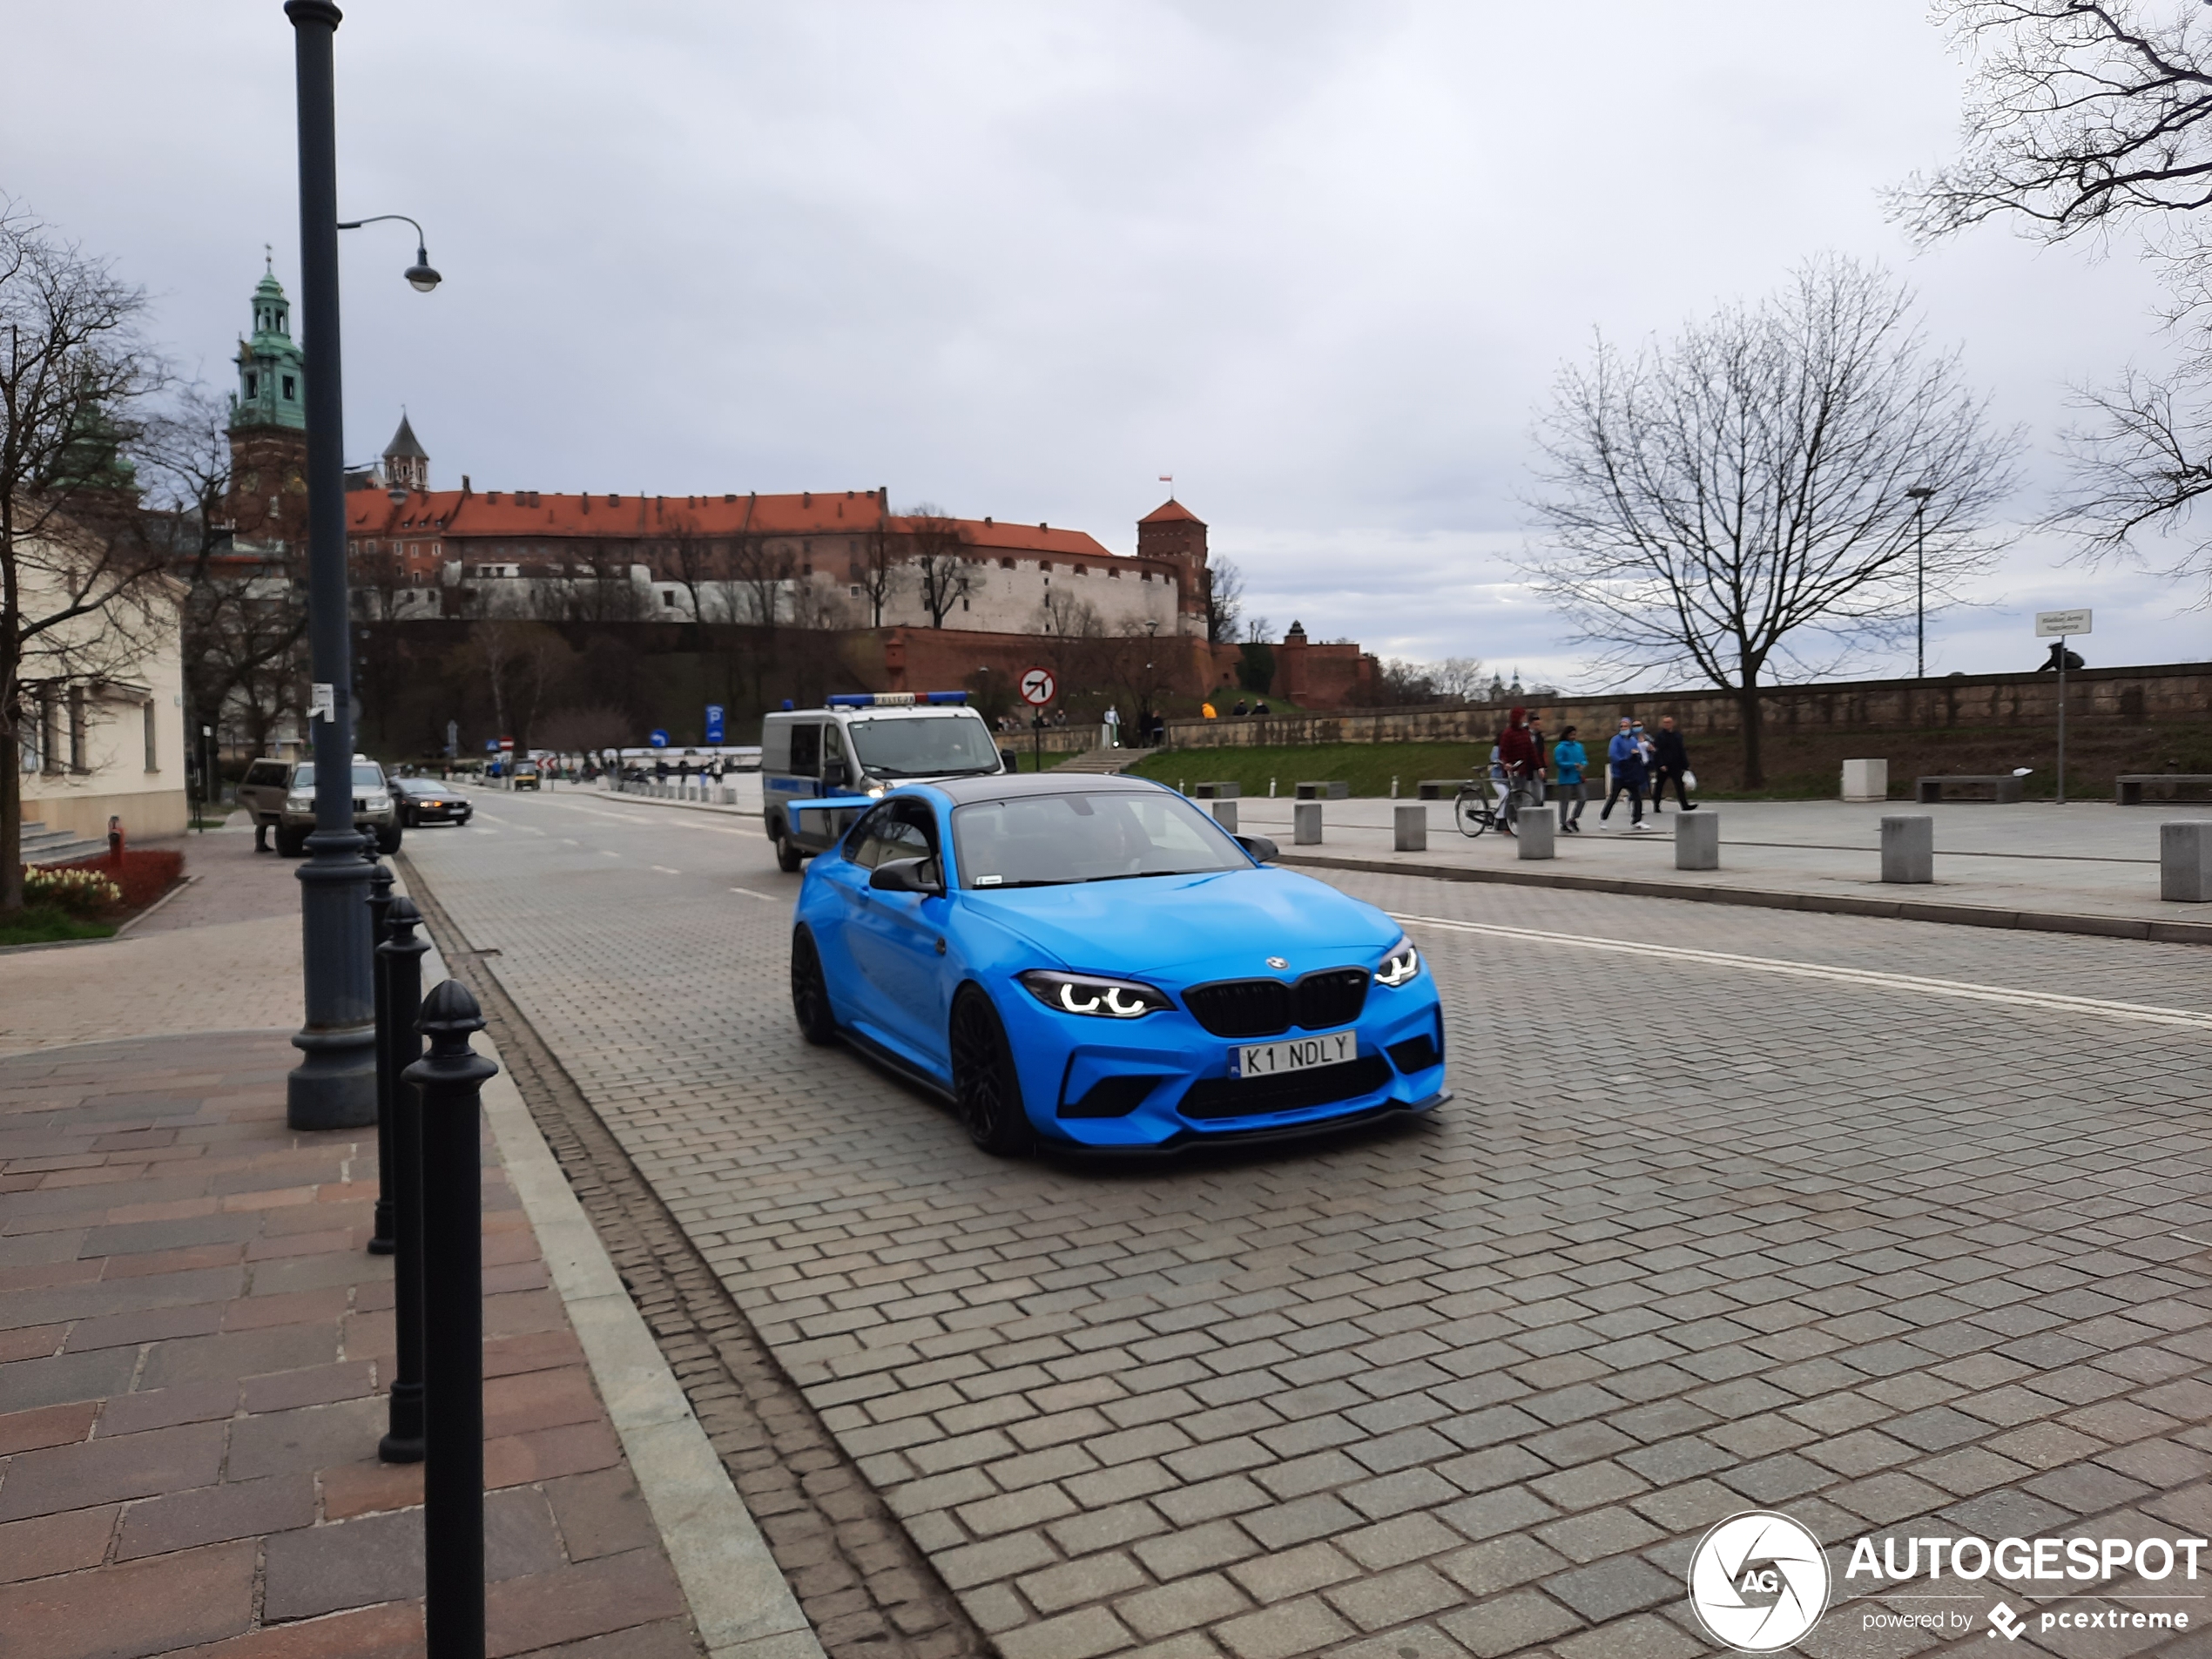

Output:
xmin=376 ymin=897 xmax=428 ymax=1465
xmin=366 ymin=859 xmax=397 ymax=1255
xmin=408 ymin=978 xmax=498 ymax=1659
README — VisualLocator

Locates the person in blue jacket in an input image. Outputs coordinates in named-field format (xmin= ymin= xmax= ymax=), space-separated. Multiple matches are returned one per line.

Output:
xmin=1552 ymin=725 xmax=1588 ymax=833
xmin=1601 ymin=717 xmax=1650 ymax=829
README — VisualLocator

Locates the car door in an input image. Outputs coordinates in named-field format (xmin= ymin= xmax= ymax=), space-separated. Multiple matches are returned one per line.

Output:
xmin=239 ymin=760 xmax=286 ymax=822
xmin=845 ymin=799 xmax=954 ymax=1068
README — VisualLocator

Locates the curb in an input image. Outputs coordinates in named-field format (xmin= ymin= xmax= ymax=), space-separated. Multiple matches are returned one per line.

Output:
xmin=1273 ymin=851 xmax=2212 ymax=948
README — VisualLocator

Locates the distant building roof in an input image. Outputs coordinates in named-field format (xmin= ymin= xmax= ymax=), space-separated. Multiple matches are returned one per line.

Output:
xmin=1138 ymin=497 xmax=1204 ymax=526
xmin=382 ymin=414 xmax=428 ymax=461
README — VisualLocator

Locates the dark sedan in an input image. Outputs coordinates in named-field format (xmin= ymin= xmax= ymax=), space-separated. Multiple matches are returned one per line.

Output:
xmin=394 ymin=777 xmax=474 ymax=828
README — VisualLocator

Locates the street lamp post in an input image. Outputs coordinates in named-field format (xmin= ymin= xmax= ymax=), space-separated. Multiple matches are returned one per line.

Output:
xmin=282 ymin=0 xmax=440 ymax=1129
xmin=1905 ymin=486 xmax=1934 ymax=679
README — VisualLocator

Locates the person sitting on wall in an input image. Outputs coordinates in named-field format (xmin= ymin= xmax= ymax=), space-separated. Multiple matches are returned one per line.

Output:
xmin=1252 ymin=699 xmax=1270 ymax=715
xmin=1202 ymin=700 xmax=1217 ymax=719
xmin=2036 ymin=641 xmax=2085 ymax=672
xmin=1232 ymin=698 xmax=1249 ymax=716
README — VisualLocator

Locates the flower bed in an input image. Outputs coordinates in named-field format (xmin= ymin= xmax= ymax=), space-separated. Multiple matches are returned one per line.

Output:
xmin=22 ymin=848 xmax=186 ymax=917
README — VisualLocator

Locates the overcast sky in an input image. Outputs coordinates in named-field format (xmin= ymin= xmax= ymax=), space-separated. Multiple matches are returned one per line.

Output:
xmin=8 ymin=1 xmax=2207 ymax=685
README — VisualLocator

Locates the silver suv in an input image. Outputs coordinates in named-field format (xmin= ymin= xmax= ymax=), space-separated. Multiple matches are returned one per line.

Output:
xmin=238 ymin=754 xmax=401 ymax=856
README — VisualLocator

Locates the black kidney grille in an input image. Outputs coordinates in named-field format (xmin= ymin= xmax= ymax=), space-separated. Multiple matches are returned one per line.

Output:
xmin=1183 ymin=980 xmax=1292 ymax=1038
xmin=1294 ymin=969 xmax=1369 ymax=1030
xmin=1178 ymin=1055 xmax=1393 ymax=1121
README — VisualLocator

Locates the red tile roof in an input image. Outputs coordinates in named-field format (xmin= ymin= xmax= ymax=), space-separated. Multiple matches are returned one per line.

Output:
xmin=347 ymin=489 xmax=892 ymax=539
xmin=1138 ymin=497 xmax=1204 ymax=526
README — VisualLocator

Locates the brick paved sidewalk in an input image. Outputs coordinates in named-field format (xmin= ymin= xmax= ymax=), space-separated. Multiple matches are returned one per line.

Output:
xmin=0 ymin=1029 xmax=698 ymax=1658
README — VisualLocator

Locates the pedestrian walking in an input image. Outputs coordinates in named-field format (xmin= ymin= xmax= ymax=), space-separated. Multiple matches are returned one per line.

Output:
xmin=1552 ymin=725 xmax=1588 ymax=833
xmin=1600 ymin=718 xmax=1649 ymax=829
xmin=1496 ymin=707 xmax=1541 ymax=835
xmin=1103 ymin=705 xmax=1122 ymax=747
xmin=1649 ymin=715 xmax=1695 ymax=813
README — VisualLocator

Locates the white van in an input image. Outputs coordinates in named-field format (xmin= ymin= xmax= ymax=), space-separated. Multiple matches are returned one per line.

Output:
xmin=761 ymin=692 xmax=1006 ymax=870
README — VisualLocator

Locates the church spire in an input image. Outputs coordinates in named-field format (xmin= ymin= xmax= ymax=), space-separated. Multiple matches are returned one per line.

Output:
xmin=230 ymin=260 xmax=306 ymax=434
xmin=381 ymin=412 xmax=428 ymax=492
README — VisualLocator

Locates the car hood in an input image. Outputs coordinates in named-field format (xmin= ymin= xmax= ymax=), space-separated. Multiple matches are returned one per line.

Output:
xmin=959 ymin=867 xmax=1400 ymax=979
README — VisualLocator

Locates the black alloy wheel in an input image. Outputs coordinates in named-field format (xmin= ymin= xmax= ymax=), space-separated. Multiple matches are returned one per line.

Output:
xmin=949 ymin=989 xmax=1034 ymax=1157
xmin=790 ymin=927 xmax=838 ymax=1046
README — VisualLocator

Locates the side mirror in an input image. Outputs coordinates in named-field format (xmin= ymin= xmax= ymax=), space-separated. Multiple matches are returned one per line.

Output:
xmin=823 ymin=758 xmax=848 ymax=786
xmin=869 ymin=856 xmax=943 ymax=895
xmin=1236 ymin=835 xmax=1279 ymax=864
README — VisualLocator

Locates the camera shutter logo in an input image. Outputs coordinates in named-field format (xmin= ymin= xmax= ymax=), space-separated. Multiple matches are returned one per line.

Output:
xmin=1687 ymin=1512 xmax=1831 ymax=1652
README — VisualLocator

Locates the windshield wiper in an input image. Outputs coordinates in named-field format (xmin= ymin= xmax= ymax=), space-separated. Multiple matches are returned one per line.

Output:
xmin=969 ymin=878 xmax=1077 ymax=889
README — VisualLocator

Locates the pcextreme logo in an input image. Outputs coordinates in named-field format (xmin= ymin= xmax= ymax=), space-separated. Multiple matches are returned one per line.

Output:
xmin=1687 ymin=1513 xmax=1832 ymax=1652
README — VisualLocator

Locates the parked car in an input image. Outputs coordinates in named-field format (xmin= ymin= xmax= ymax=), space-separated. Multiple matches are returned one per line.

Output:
xmin=511 ymin=763 xmax=541 ymax=791
xmin=393 ymin=777 xmax=474 ymax=829
xmin=786 ymin=774 xmax=1447 ymax=1156
xmin=237 ymin=754 xmax=401 ymax=856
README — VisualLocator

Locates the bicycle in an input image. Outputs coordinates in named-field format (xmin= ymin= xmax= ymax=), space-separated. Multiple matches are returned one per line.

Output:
xmin=1453 ymin=776 xmax=1507 ymax=838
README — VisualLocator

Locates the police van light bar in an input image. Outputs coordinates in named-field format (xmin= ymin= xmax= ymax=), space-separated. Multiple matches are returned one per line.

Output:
xmin=824 ymin=691 xmax=968 ymax=708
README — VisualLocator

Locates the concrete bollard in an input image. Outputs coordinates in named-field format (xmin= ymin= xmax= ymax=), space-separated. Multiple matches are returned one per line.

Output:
xmin=1842 ymin=759 xmax=1888 ymax=802
xmin=1294 ymin=801 xmax=1322 ymax=845
xmin=1517 ymin=805 xmax=1555 ymax=860
xmin=1211 ymin=799 xmax=1238 ymax=833
xmin=1880 ymin=814 xmax=1934 ymax=884
xmin=1676 ymin=811 xmax=1720 ymax=871
xmin=2161 ymin=821 xmax=2212 ymax=901
xmin=1394 ymin=803 xmax=1426 ymax=852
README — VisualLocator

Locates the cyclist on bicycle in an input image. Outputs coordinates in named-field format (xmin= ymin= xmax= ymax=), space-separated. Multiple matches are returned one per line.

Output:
xmin=1496 ymin=707 xmax=1543 ymax=836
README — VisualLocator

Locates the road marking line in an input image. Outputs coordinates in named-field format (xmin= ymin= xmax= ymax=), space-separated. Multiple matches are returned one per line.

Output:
xmin=728 ymin=887 xmax=782 ymax=901
xmin=562 ymin=839 xmax=581 ymax=846
xmin=1389 ymin=912 xmax=2212 ymax=1030
xmin=651 ymin=865 xmax=682 ymax=875
xmin=598 ymin=850 xmax=621 ymax=859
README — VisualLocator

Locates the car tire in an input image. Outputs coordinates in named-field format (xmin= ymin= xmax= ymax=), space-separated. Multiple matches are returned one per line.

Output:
xmin=949 ymin=989 xmax=1034 ymax=1157
xmin=376 ymin=825 xmax=403 ymax=855
xmin=774 ymin=822 xmax=803 ymax=873
xmin=790 ymin=927 xmax=838 ymax=1046
xmin=275 ymin=825 xmax=307 ymax=858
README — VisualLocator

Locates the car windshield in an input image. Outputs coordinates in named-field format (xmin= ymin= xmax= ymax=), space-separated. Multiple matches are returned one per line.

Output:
xmin=845 ymin=715 xmax=999 ymax=779
xmin=951 ymin=791 xmax=1249 ymax=888
xmin=293 ymin=764 xmax=386 ymax=791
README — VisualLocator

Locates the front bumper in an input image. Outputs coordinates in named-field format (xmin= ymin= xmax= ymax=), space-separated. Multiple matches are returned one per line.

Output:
xmin=999 ymin=974 xmax=1447 ymax=1150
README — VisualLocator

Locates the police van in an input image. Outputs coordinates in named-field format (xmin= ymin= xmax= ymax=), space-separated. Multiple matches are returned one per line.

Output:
xmin=762 ymin=692 xmax=1006 ymax=870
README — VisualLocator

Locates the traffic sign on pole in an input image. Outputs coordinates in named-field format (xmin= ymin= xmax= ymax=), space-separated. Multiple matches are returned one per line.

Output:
xmin=648 ymin=730 xmax=670 ymax=749
xmin=2035 ymin=609 xmax=2092 ymax=637
xmin=1019 ymin=667 xmax=1056 ymax=706
xmin=705 ymin=705 xmax=725 ymax=745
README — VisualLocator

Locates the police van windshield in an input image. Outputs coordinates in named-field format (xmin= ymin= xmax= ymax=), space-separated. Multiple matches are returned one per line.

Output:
xmin=844 ymin=715 xmax=999 ymax=779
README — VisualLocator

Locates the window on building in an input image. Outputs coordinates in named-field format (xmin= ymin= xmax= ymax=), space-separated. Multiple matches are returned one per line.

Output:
xmin=662 ymin=590 xmax=678 ymax=607
xmin=1075 ymin=564 xmax=1088 ymax=576
xmin=143 ymin=703 xmax=158 ymax=772
xmin=39 ymin=693 xmax=60 ymax=774
xmin=1039 ymin=562 xmax=1052 ymax=573
xmin=67 ymin=689 xmax=86 ymax=772
xmin=17 ymin=698 xmax=41 ymax=773
xmin=849 ymin=584 xmax=863 ymax=597
xmin=1000 ymin=558 xmax=1015 ymax=570
xmin=281 ymin=375 xmax=295 ymax=400
xmin=1141 ymin=570 xmax=1152 ymax=582
xmin=961 ymin=597 xmax=970 ymax=610
xmin=245 ymin=373 xmax=259 ymax=399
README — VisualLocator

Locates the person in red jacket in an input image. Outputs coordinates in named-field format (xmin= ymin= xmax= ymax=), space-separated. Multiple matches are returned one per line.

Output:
xmin=1496 ymin=708 xmax=1541 ymax=834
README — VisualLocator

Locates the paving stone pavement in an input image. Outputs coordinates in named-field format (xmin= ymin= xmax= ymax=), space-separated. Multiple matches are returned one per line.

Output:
xmin=401 ymin=791 xmax=2212 ymax=1659
xmin=0 ymin=1029 xmax=698 ymax=1658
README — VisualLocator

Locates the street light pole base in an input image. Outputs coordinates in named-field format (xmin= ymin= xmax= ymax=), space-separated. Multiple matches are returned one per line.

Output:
xmin=287 ymin=1022 xmax=378 ymax=1130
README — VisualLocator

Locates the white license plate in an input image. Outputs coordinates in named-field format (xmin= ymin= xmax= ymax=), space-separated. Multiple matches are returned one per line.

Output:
xmin=1231 ymin=1030 xmax=1358 ymax=1079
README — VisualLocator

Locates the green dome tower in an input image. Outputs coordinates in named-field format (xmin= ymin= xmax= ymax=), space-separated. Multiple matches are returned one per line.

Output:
xmin=226 ymin=253 xmax=311 ymax=547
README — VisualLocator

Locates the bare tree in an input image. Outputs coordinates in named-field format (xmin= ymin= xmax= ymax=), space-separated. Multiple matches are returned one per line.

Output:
xmin=1427 ymin=655 xmax=1487 ymax=701
xmin=1892 ymin=2 xmax=2212 ymax=601
xmin=468 ymin=619 xmax=569 ymax=751
xmin=1 ymin=206 xmax=172 ymax=912
xmin=730 ymin=528 xmax=793 ymax=632
xmin=1203 ymin=556 xmax=1243 ymax=644
xmin=851 ymin=523 xmax=903 ymax=626
xmin=1521 ymin=255 xmax=2019 ymax=786
xmin=903 ymin=505 xmax=973 ymax=628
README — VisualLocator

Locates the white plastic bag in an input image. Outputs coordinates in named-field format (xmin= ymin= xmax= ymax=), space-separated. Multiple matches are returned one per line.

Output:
xmin=1683 ymin=769 xmax=1698 ymax=790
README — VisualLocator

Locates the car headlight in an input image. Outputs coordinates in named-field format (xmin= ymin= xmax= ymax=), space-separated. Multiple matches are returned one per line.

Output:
xmin=364 ymin=794 xmax=390 ymax=811
xmin=1374 ymin=938 xmax=1420 ymax=988
xmin=286 ymin=793 xmax=312 ymax=811
xmin=1018 ymin=969 xmax=1171 ymax=1019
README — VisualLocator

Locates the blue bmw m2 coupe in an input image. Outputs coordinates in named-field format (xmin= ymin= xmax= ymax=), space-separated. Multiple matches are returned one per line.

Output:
xmin=788 ymin=774 xmax=1447 ymax=1154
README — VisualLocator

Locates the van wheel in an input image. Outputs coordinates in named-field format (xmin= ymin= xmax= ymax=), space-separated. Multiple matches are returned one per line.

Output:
xmin=774 ymin=823 xmax=803 ymax=872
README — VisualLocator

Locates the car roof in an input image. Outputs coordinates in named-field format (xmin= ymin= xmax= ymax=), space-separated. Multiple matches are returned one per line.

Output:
xmin=925 ymin=773 xmax=1174 ymax=806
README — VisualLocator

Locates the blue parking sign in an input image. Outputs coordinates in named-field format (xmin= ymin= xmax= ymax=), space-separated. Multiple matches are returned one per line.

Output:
xmin=705 ymin=705 xmax=725 ymax=744
xmin=649 ymin=730 xmax=669 ymax=749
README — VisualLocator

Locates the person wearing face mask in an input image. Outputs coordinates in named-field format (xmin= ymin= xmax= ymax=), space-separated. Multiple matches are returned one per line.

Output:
xmin=1649 ymin=714 xmax=1696 ymax=814
xmin=1601 ymin=717 xmax=1650 ymax=830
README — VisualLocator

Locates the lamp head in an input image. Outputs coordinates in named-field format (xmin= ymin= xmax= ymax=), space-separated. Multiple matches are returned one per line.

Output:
xmin=405 ymin=245 xmax=442 ymax=292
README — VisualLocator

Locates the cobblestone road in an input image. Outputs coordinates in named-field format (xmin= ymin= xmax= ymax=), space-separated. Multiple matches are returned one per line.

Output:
xmin=401 ymin=788 xmax=2212 ymax=1659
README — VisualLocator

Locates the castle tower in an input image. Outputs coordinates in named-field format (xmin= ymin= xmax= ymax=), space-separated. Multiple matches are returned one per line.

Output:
xmin=1136 ymin=496 xmax=1209 ymax=635
xmin=381 ymin=413 xmax=428 ymax=493
xmin=226 ymin=255 xmax=309 ymax=546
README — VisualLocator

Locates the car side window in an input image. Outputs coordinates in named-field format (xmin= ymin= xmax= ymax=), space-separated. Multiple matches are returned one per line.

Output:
xmin=842 ymin=804 xmax=896 ymax=868
xmin=788 ymin=724 xmax=820 ymax=777
xmin=879 ymin=805 xmax=934 ymax=867
xmin=246 ymin=762 xmax=281 ymax=787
